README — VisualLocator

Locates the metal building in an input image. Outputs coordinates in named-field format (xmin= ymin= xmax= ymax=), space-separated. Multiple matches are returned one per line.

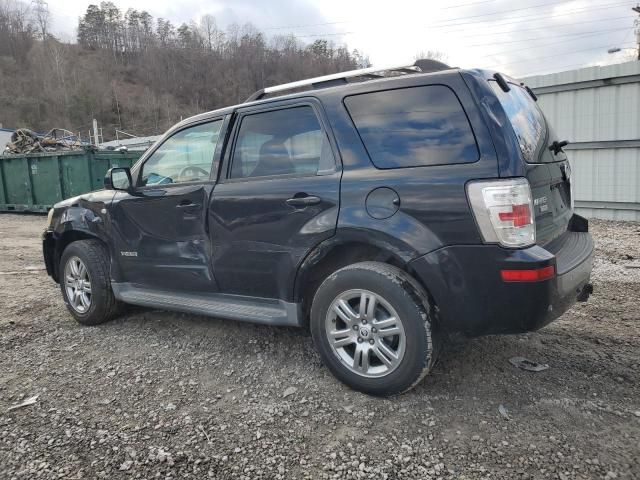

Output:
xmin=100 ymin=135 xmax=160 ymax=151
xmin=524 ymin=61 xmax=640 ymax=221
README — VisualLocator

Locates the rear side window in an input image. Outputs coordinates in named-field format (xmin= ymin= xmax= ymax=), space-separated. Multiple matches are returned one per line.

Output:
xmin=489 ymin=81 xmax=546 ymax=163
xmin=229 ymin=106 xmax=334 ymax=179
xmin=344 ymin=85 xmax=479 ymax=169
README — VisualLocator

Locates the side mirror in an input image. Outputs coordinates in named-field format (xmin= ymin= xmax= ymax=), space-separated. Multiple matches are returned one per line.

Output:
xmin=105 ymin=167 xmax=133 ymax=191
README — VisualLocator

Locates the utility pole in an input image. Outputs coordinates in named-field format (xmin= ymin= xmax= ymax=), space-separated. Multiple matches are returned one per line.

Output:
xmin=92 ymin=119 xmax=99 ymax=147
xmin=634 ymin=5 xmax=640 ymax=60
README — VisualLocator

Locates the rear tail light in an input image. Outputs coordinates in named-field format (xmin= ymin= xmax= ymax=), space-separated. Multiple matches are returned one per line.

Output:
xmin=467 ymin=178 xmax=535 ymax=248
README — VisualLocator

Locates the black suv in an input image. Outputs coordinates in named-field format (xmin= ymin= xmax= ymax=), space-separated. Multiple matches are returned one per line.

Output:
xmin=43 ymin=63 xmax=594 ymax=396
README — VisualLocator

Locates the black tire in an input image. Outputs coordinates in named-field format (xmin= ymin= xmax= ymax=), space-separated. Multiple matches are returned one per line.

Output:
xmin=59 ymin=240 xmax=123 ymax=325
xmin=310 ymin=261 xmax=439 ymax=397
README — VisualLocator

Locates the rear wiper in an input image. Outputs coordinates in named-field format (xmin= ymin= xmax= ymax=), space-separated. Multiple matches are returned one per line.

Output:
xmin=549 ymin=140 xmax=569 ymax=155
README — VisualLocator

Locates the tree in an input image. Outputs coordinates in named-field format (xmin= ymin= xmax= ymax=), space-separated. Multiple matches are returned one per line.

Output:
xmin=156 ymin=18 xmax=174 ymax=46
xmin=0 ymin=0 xmax=35 ymax=61
xmin=414 ymin=50 xmax=448 ymax=63
xmin=1 ymin=0 xmax=367 ymax=138
xmin=31 ymin=0 xmax=48 ymax=40
xmin=200 ymin=14 xmax=221 ymax=51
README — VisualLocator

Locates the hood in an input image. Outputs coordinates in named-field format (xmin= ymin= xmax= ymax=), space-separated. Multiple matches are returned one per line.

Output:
xmin=54 ymin=189 xmax=117 ymax=209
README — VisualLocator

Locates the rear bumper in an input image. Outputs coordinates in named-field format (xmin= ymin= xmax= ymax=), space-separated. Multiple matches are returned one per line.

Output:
xmin=409 ymin=218 xmax=594 ymax=336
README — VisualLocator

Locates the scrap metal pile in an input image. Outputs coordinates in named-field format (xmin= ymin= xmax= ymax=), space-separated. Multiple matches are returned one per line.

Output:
xmin=3 ymin=128 xmax=88 ymax=154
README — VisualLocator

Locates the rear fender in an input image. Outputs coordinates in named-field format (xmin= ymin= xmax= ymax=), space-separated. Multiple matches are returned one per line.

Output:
xmin=293 ymin=228 xmax=418 ymax=304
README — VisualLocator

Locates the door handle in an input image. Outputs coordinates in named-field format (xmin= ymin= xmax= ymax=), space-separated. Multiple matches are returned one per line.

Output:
xmin=286 ymin=195 xmax=321 ymax=208
xmin=176 ymin=202 xmax=201 ymax=209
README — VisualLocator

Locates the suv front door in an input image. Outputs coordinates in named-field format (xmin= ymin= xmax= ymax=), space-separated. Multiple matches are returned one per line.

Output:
xmin=110 ymin=118 xmax=225 ymax=293
xmin=210 ymin=100 xmax=341 ymax=300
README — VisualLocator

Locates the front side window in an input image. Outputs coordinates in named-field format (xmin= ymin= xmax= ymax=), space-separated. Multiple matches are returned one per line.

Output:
xmin=229 ymin=106 xmax=334 ymax=179
xmin=489 ymin=81 xmax=547 ymax=163
xmin=344 ymin=85 xmax=479 ymax=169
xmin=141 ymin=120 xmax=222 ymax=186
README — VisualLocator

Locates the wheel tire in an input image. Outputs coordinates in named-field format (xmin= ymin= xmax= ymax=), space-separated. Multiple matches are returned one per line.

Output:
xmin=59 ymin=240 xmax=123 ymax=326
xmin=310 ymin=261 xmax=439 ymax=397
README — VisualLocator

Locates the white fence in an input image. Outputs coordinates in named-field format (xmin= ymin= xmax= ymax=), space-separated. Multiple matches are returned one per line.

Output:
xmin=524 ymin=61 xmax=640 ymax=221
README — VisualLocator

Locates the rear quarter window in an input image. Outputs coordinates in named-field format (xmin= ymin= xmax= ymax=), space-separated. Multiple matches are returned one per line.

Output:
xmin=489 ymin=81 xmax=548 ymax=163
xmin=344 ymin=85 xmax=479 ymax=169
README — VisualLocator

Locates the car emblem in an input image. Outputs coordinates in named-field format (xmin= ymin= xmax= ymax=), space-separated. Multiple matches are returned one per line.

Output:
xmin=359 ymin=327 xmax=370 ymax=338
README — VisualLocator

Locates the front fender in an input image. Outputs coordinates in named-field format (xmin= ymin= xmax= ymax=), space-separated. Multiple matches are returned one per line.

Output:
xmin=54 ymin=207 xmax=110 ymax=244
xmin=45 ymin=192 xmax=115 ymax=281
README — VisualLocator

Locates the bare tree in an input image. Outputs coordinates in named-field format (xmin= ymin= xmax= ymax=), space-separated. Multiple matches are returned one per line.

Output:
xmin=199 ymin=14 xmax=220 ymax=51
xmin=1 ymin=0 xmax=366 ymax=137
xmin=31 ymin=0 xmax=47 ymax=40
xmin=0 ymin=0 xmax=35 ymax=60
xmin=414 ymin=50 xmax=448 ymax=62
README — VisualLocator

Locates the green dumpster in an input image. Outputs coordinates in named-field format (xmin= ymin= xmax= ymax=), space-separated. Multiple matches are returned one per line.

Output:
xmin=0 ymin=150 xmax=143 ymax=213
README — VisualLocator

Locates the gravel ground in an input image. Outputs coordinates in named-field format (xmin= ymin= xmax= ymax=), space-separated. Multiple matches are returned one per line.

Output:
xmin=0 ymin=214 xmax=638 ymax=480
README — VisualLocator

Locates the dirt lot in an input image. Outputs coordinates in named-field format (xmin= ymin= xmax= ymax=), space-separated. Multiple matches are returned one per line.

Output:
xmin=0 ymin=214 xmax=638 ymax=480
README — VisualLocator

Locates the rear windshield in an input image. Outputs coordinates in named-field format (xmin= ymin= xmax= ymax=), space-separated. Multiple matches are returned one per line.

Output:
xmin=490 ymin=81 xmax=549 ymax=163
xmin=344 ymin=85 xmax=479 ymax=169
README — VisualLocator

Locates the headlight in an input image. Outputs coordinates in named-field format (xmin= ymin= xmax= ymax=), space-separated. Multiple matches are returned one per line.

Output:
xmin=46 ymin=208 xmax=55 ymax=229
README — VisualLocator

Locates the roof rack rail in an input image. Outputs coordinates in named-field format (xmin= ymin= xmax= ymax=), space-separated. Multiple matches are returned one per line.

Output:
xmin=244 ymin=63 xmax=423 ymax=103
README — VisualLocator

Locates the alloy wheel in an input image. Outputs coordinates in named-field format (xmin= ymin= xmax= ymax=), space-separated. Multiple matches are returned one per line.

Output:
xmin=64 ymin=256 xmax=92 ymax=313
xmin=325 ymin=289 xmax=406 ymax=378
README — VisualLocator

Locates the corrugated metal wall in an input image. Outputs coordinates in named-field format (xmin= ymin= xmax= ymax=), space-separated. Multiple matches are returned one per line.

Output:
xmin=524 ymin=61 xmax=640 ymax=221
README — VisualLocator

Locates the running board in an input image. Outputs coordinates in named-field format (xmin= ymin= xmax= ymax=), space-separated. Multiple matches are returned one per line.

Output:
xmin=112 ymin=283 xmax=302 ymax=327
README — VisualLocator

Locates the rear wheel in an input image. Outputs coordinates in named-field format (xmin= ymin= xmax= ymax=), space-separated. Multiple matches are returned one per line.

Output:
xmin=59 ymin=240 xmax=123 ymax=325
xmin=310 ymin=262 xmax=438 ymax=396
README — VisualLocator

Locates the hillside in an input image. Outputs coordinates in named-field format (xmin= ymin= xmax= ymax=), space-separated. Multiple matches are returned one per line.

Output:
xmin=0 ymin=1 xmax=368 ymax=140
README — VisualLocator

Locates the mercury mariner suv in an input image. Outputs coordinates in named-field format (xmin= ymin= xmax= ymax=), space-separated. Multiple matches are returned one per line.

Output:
xmin=43 ymin=61 xmax=594 ymax=396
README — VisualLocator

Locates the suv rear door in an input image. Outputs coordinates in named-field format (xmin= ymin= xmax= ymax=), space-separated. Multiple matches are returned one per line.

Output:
xmin=490 ymin=81 xmax=573 ymax=245
xmin=209 ymin=99 xmax=341 ymax=300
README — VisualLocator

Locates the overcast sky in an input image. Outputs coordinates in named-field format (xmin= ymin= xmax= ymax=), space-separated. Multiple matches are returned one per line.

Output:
xmin=47 ymin=0 xmax=640 ymax=78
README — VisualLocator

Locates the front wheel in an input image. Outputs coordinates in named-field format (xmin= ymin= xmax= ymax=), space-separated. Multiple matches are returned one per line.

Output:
xmin=59 ymin=240 xmax=123 ymax=325
xmin=310 ymin=262 xmax=438 ymax=396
